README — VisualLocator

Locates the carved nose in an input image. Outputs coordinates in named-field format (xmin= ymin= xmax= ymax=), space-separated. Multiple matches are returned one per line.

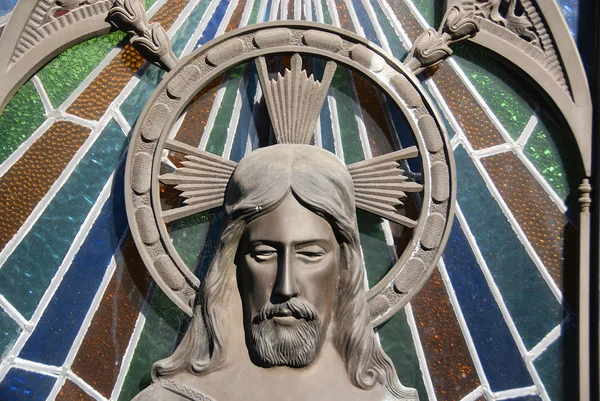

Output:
xmin=271 ymin=250 xmax=298 ymax=303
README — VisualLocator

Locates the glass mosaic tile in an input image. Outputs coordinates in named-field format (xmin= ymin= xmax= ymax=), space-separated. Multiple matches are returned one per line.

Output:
xmin=205 ymin=66 xmax=245 ymax=156
xmin=37 ymin=31 xmax=127 ymax=109
xmin=369 ymin=0 xmax=407 ymax=59
xmin=410 ymin=270 xmax=480 ymax=401
xmin=0 ymin=81 xmax=46 ymax=164
xmin=247 ymin=0 xmax=262 ymax=24
xmin=319 ymin=0 xmax=332 ymax=24
xmin=227 ymin=0 xmax=248 ymax=31
xmin=454 ymin=146 xmax=566 ymax=350
xmin=55 ymin=380 xmax=96 ymax=401
xmin=17 ymin=168 xmax=128 ymax=366
xmin=171 ymin=0 xmax=214 ymax=56
xmin=557 ymin=0 xmax=580 ymax=38
xmin=524 ymin=111 xmax=584 ymax=208
xmin=117 ymin=288 xmax=185 ymax=401
xmin=71 ymin=237 xmax=150 ymax=398
xmin=443 ymin=221 xmax=533 ymax=391
xmin=0 ymin=368 xmax=55 ymax=401
xmin=453 ymin=43 xmax=536 ymax=141
xmin=480 ymin=151 xmax=579 ymax=307
xmin=120 ymin=65 xmax=166 ymax=127
xmin=194 ymin=0 xmax=232 ymax=49
xmin=356 ymin=210 xmax=394 ymax=286
xmin=331 ymin=69 xmax=363 ymax=164
xmin=0 ymin=121 xmax=91 ymax=252
xmin=0 ymin=120 xmax=128 ymax=319
xmin=0 ymin=308 xmax=20 ymax=359
xmin=333 ymin=0 xmax=355 ymax=31
xmin=348 ymin=0 xmax=381 ymax=46
xmin=0 ymin=0 xmax=17 ymax=17
xmin=230 ymin=65 xmax=259 ymax=162
xmin=534 ymin=324 xmax=578 ymax=401
xmin=378 ymin=308 xmax=428 ymax=400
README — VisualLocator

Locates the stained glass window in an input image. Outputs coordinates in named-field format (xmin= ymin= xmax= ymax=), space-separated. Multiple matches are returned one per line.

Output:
xmin=0 ymin=0 xmax=589 ymax=400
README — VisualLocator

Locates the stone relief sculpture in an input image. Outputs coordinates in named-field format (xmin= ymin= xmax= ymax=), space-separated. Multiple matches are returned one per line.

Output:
xmin=122 ymin=8 xmax=480 ymax=396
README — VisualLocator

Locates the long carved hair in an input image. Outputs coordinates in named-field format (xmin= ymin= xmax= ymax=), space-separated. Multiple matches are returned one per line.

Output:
xmin=153 ymin=145 xmax=416 ymax=399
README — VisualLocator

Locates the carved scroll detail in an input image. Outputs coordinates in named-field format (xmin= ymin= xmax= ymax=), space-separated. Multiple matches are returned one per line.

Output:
xmin=107 ymin=0 xmax=177 ymax=71
xmin=405 ymin=5 xmax=479 ymax=74
xmin=8 ymin=0 xmax=115 ymax=68
xmin=464 ymin=0 xmax=569 ymax=92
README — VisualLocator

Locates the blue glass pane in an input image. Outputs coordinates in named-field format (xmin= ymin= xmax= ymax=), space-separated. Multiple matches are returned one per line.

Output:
xmin=18 ymin=167 xmax=128 ymax=366
xmin=0 ymin=368 xmax=55 ymax=401
xmin=443 ymin=220 xmax=533 ymax=391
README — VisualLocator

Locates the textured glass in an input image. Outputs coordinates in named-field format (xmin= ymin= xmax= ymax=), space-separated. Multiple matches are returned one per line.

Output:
xmin=454 ymin=146 xmax=566 ymax=350
xmin=120 ymin=65 xmax=165 ymax=127
xmin=71 ymin=238 xmax=150 ymax=398
xmin=230 ymin=65 xmax=259 ymax=162
xmin=0 ymin=368 xmax=55 ymax=400
xmin=534 ymin=325 xmax=577 ymax=400
xmin=0 ymin=309 xmax=20 ymax=359
xmin=205 ymin=66 xmax=244 ymax=156
xmin=0 ymin=120 xmax=128 ymax=318
xmin=171 ymin=0 xmax=213 ymax=57
xmin=557 ymin=0 xmax=580 ymax=38
xmin=411 ymin=0 xmax=435 ymax=26
xmin=443 ymin=221 xmax=533 ymax=391
xmin=18 ymin=171 xmax=127 ymax=366
xmin=0 ymin=0 xmax=17 ymax=17
xmin=378 ymin=308 xmax=428 ymax=400
xmin=117 ymin=289 xmax=184 ymax=401
xmin=369 ymin=0 xmax=407 ymax=59
xmin=37 ymin=31 xmax=127 ymax=108
xmin=524 ymin=113 xmax=584 ymax=206
xmin=194 ymin=0 xmax=232 ymax=49
xmin=453 ymin=44 xmax=535 ymax=140
xmin=348 ymin=0 xmax=381 ymax=46
xmin=410 ymin=270 xmax=480 ymax=400
xmin=320 ymin=0 xmax=332 ymax=24
xmin=0 ymin=81 xmax=45 ymax=164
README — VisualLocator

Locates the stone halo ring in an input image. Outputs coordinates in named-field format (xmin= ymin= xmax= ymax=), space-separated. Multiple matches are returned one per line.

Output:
xmin=125 ymin=21 xmax=456 ymax=327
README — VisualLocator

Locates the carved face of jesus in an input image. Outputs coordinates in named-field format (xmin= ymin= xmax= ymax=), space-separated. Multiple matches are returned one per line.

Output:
xmin=237 ymin=194 xmax=340 ymax=368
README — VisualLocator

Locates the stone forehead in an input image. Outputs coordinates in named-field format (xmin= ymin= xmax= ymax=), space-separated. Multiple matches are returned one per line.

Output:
xmin=231 ymin=144 xmax=351 ymax=183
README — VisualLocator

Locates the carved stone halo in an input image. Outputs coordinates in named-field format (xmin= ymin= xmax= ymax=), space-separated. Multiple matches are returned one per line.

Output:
xmin=124 ymin=21 xmax=456 ymax=327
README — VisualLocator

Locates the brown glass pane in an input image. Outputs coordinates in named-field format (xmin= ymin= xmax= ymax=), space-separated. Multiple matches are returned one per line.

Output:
xmin=480 ymin=151 xmax=577 ymax=308
xmin=0 ymin=121 xmax=91 ymax=250
xmin=71 ymin=237 xmax=151 ymax=398
xmin=411 ymin=269 xmax=481 ymax=400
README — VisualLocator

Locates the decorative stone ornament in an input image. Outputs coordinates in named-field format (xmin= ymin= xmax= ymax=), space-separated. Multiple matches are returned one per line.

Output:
xmin=125 ymin=21 xmax=458 ymax=326
xmin=123 ymin=15 xmax=465 ymax=399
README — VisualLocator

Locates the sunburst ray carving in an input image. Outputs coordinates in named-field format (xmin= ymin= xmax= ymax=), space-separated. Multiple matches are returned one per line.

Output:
xmin=256 ymin=53 xmax=336 ymax=145
xmin=159 ymin=139 xmax=237 ymax=223
xmin=348 ymin=146 xmax=423 ymax=228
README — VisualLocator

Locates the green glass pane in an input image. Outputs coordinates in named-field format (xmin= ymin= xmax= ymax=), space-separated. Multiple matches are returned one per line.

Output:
xmin=117 ymin=288 xmax=184 ymax=401
xmin=37 ymin=31 xmax=126 ymax=109
xmin=0 ymin=309 xmax=21 ymax=359
xmin=533 ymin=325 xmax=577 ymax=401
xmin=411 ymin=0 xmax=435 ymax=26
xmin=524 ymin=113 xmax=584 ymax=207
xmin=145 ymin=0 xmax=158 ymax=9
xmin=205 ymin=66 xmax=245 ymax=156
xmin=378 ymin=308 xmax=429 ymax=400
xmin=357 ymin=210 xmax=394 ymax=287
xmin=0 ymin=81 xmax=46 ymax=164
xmin=453 ymin=43 xmax=535 ymax=141
xmin=320 ymin=0 xmax=332 ymax=25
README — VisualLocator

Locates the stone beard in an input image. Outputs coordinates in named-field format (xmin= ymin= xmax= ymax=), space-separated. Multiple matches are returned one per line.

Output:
xmin=250 ymin=298 xmax=321 ymax=368
xmin=135 ymin=144 xmax=418 ymax=401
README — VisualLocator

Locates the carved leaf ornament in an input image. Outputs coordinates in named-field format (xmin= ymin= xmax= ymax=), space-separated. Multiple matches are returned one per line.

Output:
xmin=125 ymin=21 xmax=459 ymax=326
